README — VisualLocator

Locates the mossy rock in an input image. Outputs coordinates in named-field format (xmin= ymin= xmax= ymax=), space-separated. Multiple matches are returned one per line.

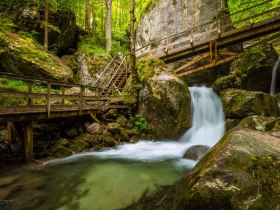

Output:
xmin=138 ymin=71 xmax=191 ymax=139
xmin=220 ymin=89 xmax=278 ymax=119
xmin=213 ymin=44 xmax=279 ymax=93
xmin=173 ymin=128 xmax=280 ymax=210
xmin=0 ymin=31 xmax=73 ymax=81
xmin=238 ymin=115 xmax=278 ymax=131
xmin=136 ymin=57 xmax=167 ymax=83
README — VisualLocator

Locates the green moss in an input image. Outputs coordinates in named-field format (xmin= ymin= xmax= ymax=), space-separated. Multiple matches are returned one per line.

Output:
xmin=247 ymin=155 xmax=280 ymax=210
xmin=136 ymin=57 xmax=166 ymax=83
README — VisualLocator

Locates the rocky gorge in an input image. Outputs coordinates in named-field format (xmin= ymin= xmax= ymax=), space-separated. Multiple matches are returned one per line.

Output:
xmin=0 ymin=0 xmax=280 ymax=209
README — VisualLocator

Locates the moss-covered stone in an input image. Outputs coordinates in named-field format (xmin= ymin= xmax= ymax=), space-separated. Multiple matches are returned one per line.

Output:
xmin=0 ymin=31 xmax=73 ymax=81
xmin=173 ymin=128 xmax=280 ymax=210
xmin=220 ymin=89 xmax=278 ymax=118
xmin=138 ymin=71 xmax=191 ymax=139
xmin=136 ymin=57 xmax=166 ymax=83
xmin=213 ymin=44 xmax=279 ymax=93
xmin=238 ymin=115 xmax=278 ymax=131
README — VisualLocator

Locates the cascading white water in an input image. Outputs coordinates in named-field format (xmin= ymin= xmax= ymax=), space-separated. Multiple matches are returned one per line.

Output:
xmin=44 ymin=87 xmax=225 ymax=166
xmin=270 ymin=56 xmax=280 ymax=96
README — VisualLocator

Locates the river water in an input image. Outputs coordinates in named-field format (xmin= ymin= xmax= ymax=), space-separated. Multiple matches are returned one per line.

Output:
xmin=0 ymin=87 xmax=225 ymax=210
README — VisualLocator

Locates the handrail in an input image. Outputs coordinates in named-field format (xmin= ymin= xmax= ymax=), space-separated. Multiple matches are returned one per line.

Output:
xmin=136 ymin=0 xmax=275 ymax=54
xmin=92 ymin=55 xmax=117 ymax=87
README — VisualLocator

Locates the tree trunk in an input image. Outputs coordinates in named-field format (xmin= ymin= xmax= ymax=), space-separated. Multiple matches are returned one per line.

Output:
xmin=44 ymin=0 xmax=49 ymax=49
xmin=130 ymin=0 xmax=138 ymax=85
xmin=85 ymin=0 xmax=91 ymax=31
xmin=91 ymin=1 xmax=96 ymax=36
xmin=105 ymin=0 xmax=112 ymax=52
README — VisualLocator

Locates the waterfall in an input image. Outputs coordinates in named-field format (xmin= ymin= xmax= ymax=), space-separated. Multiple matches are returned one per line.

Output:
xmin=270 ymin=56 xmax=280 ymax=96
xmin=44 ymin=87 xmax=225 ymax=165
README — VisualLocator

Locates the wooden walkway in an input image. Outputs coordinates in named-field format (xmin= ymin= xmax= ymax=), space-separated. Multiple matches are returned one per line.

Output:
xmin=0 ymin=73 xmax=129 ymax=123
xmin=136 ymin=0 xmax=280 ymax=75
xmin=0 ymin=64 xmax=130 ymax=161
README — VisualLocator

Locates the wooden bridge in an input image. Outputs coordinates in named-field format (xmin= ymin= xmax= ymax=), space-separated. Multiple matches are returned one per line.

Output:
xmin=0 ymin=56 xmax=130 ymax=161
xmin=136 ymin=0 xmax=280 ymax=77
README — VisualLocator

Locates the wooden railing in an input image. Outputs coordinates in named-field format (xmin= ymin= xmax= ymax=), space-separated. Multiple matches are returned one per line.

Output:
xmin=0 ymin=73 xmax=129 ymax=122
xmin=136 ymin=0 xmax=280 ymax=59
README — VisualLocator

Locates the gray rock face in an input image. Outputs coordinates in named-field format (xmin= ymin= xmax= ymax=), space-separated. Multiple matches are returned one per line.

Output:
xmin=86 ymin=123 xmax=103 ymax=135
xmin=138 ymin=72 xmax=191 ymax=139
xmin=136 ymin=0 xmax=221 ymax=54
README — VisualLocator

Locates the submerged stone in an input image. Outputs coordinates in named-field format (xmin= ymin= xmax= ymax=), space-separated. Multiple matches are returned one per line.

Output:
xmin=183 ymin=145 xmax=210 ymax=160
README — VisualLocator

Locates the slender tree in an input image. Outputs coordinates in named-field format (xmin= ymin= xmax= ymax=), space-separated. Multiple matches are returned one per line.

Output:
xmin=85 ymin=0 xmax=91 ymax=31
xmin=130 ymin=0 xmax=137 ymax=85
xmin=105 ymin=0 xmax=112 ymax=52
xmin=44 ymin=0 xmax=49 ymax=49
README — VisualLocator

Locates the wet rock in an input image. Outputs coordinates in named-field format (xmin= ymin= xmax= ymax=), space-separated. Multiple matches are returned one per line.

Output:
xmin=212 ymin=75 xmax=239 ymax=93
xmin=183 ymin=145 xmax=210 ymax=160
xmin=0 ymin=184 xmax=19 ymax=200
xmin=49 ymin=145 xmax=73 ymax=157
xmin=120 ymin=129 xmax=130 ymax=142
xmin=225 ymin=119 xmax=240 ymax=131
xmin=0 ymin=175 xmax=18 ymax=187
xmin=174 ymin=128 xmax=280 ymax=210
xmin=107 ymin=123 xmax=122 ymax=134
xmin=21 ymin=177 xmax=46 ymax=190
xmin=138 ymin=71 xmax=191 ymax=139
xmin=220 ymin=89 xmax=278 ymax=118
xmin=86 ymin=123 xmax=103 ymax=135
xmin=238 ymin=115 xmax=278 ymax=131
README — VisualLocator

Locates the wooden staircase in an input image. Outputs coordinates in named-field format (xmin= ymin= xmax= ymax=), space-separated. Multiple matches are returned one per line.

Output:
xmin=93 ymin=55 xmax=130 ymax=96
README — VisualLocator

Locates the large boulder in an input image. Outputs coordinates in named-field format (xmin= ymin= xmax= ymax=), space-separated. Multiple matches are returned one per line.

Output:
xmin=74 ymin=45 xmax=111 ymax=86
xmin=173 ymin=128 xmax=280 ymax=210
xmin=238 ymin=115 xmax=279 ymax=132
xmin=138 ymin=71 xmax=191 ymax=139
xmin=0 ymin=31 xmax=73 ymax=81
xmin=10 ymin=0 xmax=78 ymax=55
xmin=213 ymin=44 xmax=279 ymax=93
xmin=219 ymin=89 xmax=278 ymax=119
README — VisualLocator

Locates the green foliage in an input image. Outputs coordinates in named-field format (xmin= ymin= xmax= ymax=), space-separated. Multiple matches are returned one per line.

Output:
xmin=0 ymin=17 xmax=15 ymax=32
xmin=77 ymin=37 xmax=108 ymax=55
xmin=227 ymin=0 xmax=280 ymax=28
xmin=128 ymin=114 xmax=148 ymax=131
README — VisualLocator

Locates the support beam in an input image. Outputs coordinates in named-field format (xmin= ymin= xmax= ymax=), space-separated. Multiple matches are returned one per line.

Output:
xmin=7 ymin=122 xmax=16 ymax=142
xmin=24 ymin=122 xmax=33 ymax=162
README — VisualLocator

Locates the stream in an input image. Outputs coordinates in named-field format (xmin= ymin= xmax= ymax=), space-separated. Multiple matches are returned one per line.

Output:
xmin=0 ymin=86 xmax=225 ymax=210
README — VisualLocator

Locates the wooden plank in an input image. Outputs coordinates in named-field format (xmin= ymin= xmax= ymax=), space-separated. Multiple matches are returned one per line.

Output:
xmin=174 ymin=53 xmax=210 ymax=73
xmin=0 ymin=92 xmax=46 ymax=99
xmin=177 ymin=55 xmax=239 ymax=77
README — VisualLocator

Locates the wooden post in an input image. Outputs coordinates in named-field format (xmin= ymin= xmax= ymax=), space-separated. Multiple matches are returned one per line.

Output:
xmin=79 ymin=86 xmax=84 ymax=115
xmin=24 ymin=122 xmax=33 ymax=162
xmin=47 ymin=83 xmax=51 ymax=118
xmin=214 ymin=40 xmax=218 ymax=62
xmin=28 ymin=82 xmax=32 ymax=105
xmin=97 ymin=87 xmax=101 ymax=113
xmin=61 ymin=86 xmax=65 ymax=105
xmin=210 ymin=40 xmax=213 ymax=62
xmin=7 ymin=122 xmax=16 ymax=142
